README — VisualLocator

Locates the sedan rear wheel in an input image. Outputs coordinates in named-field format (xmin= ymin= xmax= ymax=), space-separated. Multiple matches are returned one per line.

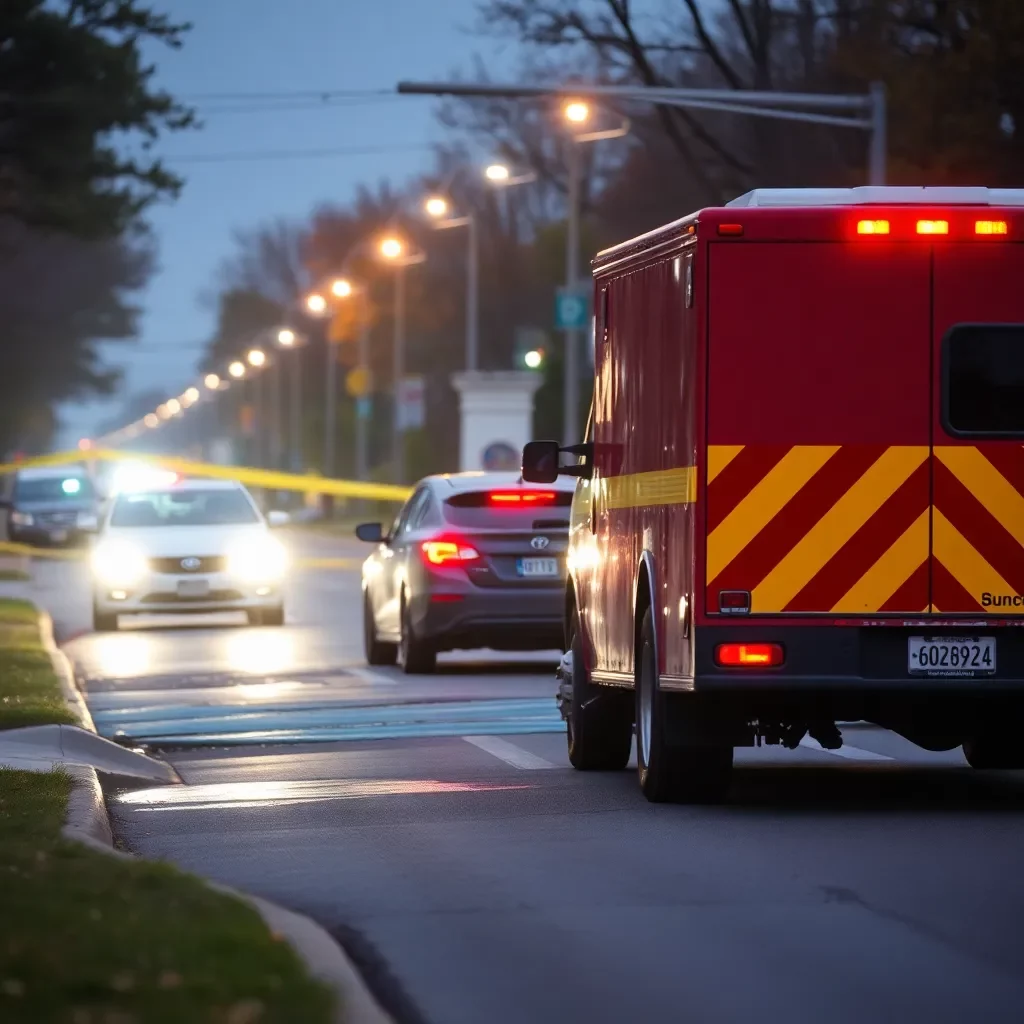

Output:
xmin=400 ymin=595 xmax=436 ymax=675
xmin=363 ymin=591 xmax=397 ymax=666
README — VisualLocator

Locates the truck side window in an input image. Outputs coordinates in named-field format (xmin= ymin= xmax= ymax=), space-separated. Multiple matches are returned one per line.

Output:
xmin=944 ymin=324 xmax=1024 ymax=436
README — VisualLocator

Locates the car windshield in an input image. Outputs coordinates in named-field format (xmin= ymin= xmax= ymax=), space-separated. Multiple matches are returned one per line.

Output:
xmin=14 ymin=476 xmax=94 ymax=502
xmin=109 ymin=489 xmax=259 ymax=527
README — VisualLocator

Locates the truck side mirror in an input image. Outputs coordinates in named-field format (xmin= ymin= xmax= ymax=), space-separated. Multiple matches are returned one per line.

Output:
xmin=522 ymin=440 xmax=560 ymax=483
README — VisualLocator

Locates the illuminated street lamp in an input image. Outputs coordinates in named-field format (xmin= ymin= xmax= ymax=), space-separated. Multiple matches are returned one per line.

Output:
xmin=228 ymin=361 xmax=246 ymax=379
xmin=144 ymin=413 xmax=159 ymax=428
xmin=524 ymin=348 xmax=544 ymax=369
xmin=485 ymin=163 xmax=510 ymax=182
xmin=247 ymin=348 xmax=266 ymax=368
xmin=204 ymin=373 xmax=221 ymax=390
xmin=277 ymin=328 xmax=296 ymax=347
xmin=424 ymin=195 xmax=449 ymax=218
xmin=306 ymin=292 xmax=327 ymax=315
xmin=183 ymin=387 xmax=200 ymax=406
xmin=330 ymin=278 xmax=353 ymax=299
xmin=564 ymin=99 xmax=590 ymax=124
xmin=380 ymin=236 xmax=404 ymax=260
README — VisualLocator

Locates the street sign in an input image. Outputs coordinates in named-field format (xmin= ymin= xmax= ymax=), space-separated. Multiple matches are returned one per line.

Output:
xmin=397 ymin=375 xmax=425 ymax=431
xmin=555 ymin=287 xmax=590 ymax=330
xmin=356 ymin=396 xmax=372 ymax=420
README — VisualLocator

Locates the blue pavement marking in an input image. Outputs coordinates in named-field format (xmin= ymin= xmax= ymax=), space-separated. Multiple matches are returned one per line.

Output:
xmin=95 ymin=697 xmax=565 ymax=746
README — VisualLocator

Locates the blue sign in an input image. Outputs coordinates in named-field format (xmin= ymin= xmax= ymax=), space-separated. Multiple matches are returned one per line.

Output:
xmin=356 ymin=396 xmax=372 ymax=420
xmin=482 ymin=441 xmax=520 ymax=471
xmin=555 ymin=287 xmax=590 ymax=330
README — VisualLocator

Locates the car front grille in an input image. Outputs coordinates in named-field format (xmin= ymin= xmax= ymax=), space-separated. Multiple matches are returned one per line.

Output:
xmin=149 ymin=556 xmax=227 ymax=574
xmin=36 ymin=511 xmax=78 ymax=526
xmin=141 ymin=588 xmax=243 ymax=604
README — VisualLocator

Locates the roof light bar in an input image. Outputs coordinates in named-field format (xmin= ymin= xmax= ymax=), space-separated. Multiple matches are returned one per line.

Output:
xmin=857 ymin=219 xmax=890 ymax=235
xmin=916 ymin=219 xmax=949 ymax=235
xmin=975 ymin=220 xmax=1008 ymax=236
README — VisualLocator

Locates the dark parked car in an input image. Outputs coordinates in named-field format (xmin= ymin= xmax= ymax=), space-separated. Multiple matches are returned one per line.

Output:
xmin=357 ymin=472 xmax=575 ymax=673
xmin=2 ymin=467 xmax=101 ymax=547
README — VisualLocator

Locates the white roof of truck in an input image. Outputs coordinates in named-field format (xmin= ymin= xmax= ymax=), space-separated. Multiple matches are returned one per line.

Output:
xmin=727 ymin=186 xmax=1024 ymax=208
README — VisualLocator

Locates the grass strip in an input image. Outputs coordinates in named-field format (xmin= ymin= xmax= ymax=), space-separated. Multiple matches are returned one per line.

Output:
xmin=0 ymin=769 xmax=336 ymax=1023
xmin=0 ymin=599 xmax=74 ymax=730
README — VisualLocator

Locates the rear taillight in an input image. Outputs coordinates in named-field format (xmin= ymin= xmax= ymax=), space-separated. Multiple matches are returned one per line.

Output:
xmin=488 ymin=490 xmax=557 ymax=505
xmin=715 ymin=643 xmax=784 ymax=668
xmin=420 ymin=535 xmax=480 ymax=566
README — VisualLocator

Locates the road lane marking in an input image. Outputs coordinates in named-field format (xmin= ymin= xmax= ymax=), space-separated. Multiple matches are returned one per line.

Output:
xmin=799 ymin=736 xmax=894 ymax=761
xmin=463 ymin=734 xmax=557 ymax=769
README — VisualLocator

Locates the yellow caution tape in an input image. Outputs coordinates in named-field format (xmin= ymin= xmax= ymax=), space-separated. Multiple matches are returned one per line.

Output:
xmin=0 ymin=449 xmax=412 ymax=502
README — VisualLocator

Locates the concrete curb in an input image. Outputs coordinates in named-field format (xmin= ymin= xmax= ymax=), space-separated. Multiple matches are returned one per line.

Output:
xmin=33 ymin=607 xmax=394 ymax=1024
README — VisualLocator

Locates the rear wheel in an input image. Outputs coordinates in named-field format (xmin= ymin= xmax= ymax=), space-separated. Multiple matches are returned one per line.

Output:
xmin=92 ymin=606 xmax=118 ymax=633
xmin=363 ymin=591 xmax=397 ymax=666
xmin=565 ymin=609 xmax=632 ymax=770
xmin=400 ymin=595 xmax=436 ymax=675
xmin=635 ymin=608 xmax=732 ymax=803
xmin=963 ymin=726 xmax=1024 ymax=769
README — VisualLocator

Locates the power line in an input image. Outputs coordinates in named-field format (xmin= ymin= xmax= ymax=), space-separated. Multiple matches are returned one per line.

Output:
xmin=167 ymin=142 xmax=434 ymax=165
xmin=181 ymin=88 xmax=395 ymax=102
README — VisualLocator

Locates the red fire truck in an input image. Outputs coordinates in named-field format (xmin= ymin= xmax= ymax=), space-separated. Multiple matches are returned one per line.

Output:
xmin=523 ymin=186 xmax=1024 ymax=803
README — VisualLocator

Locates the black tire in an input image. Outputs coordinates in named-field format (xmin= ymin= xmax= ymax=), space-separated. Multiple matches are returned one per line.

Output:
xmin=400 ymin=595 xmax=436 ymax=675
xmin=566 ymin=609 xmax=632 ymax=770
xmin=963 ymin=729 xmax=1024 ymax=769
xmin=363 ymin=591 xmax=397 ymax=666
xmin=93 ymin=607 xmax=118 ymax=633
xmin=635 ymin=607 xmax=733 ymax=803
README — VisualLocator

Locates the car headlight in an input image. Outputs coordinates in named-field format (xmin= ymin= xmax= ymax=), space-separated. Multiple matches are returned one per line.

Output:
xmin=77 ymin=512 xmax=98 ymax=530
xmin=226 ymin=536 xmax=287 ymax=583
xmin=10 ymin=511 xmax=33 ymax=527
xmin=91 ymin=539 xmax=148 ymax=587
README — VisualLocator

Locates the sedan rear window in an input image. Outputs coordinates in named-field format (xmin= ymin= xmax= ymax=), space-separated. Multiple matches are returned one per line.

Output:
xmin=443 ymin=490 xmax=572 ymax=529
xmin=944 ymin=325 xmax=1024 ymax=436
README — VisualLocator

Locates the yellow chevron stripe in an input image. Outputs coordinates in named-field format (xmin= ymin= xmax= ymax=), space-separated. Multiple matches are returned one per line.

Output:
xmin=753 ymin=446 xmax=928 ymax=611
xmin=707 ymin=445 xmax=744 ymax=484
xmin=933 ymin=509 xmax=1016 ymax=610
xmin=602 ymin=466 xmax=696 ymax=510
xmin=935 ymin=446 xmax=1024 ymax=550
xmin=706 ymin=446 xmax=839 ymax=584
xmin=830 ymin=510 xmax=929 ymax=613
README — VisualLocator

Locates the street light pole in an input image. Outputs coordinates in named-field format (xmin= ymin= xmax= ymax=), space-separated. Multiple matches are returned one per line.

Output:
xmin=291 ymin=352 xmax=302 ymax=472
xmin=466 ymin=214 xmax=479 ymax=371
xmin=392 ymin=263 xmax=406 ymax=483
xmin=324 ymin=331 xmax=336 ymax=478
xmin=356 ymin=317 xmax=371 ymax=481
xmin=564 ymin=140 xmax=581 ymax=448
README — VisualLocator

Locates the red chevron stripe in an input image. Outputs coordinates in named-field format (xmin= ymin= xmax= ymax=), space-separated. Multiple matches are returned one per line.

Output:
xmin=932 ymin=558 xmax=984 ymax=613
xmin=880 ymin=560 xmax=929 ymax=612
xmin=784 ymin=460 xmax=929 ymax=612
xmin=706 ymin=444 xmax=791 ymax=533
xmin=712 ymin=445 xmax=883 ymax=596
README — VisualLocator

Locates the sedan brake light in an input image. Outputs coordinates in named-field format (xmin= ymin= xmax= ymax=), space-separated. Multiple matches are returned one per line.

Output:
xmin=420 ymin=535 xmax=480 ymax=566
xmin=488 ymin=491 xmax=557 ymax=505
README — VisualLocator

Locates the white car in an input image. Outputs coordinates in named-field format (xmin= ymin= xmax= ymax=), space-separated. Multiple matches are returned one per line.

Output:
xmin=90 ymin=476 xmax=288 ymax=632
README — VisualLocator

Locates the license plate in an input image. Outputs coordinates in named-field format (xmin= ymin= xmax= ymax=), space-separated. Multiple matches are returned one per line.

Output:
xmin=908 ymin=636 xmax=995 ymax=677
xmin=516 ymin=557 xmax=559 ymax=578
xmin=50 ymin=530 xmax=67 ymax=543
xmin=177 ymin=579 xmax=210 ymax=599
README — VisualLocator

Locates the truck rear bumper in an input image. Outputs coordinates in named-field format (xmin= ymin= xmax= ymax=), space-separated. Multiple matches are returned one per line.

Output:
xmin=692 ymin=623 xmax=1024 ymax=695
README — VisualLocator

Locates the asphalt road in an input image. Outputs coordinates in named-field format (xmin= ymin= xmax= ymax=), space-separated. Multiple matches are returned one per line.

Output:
xmin=27 ymin=528 xmax=1024 ymax=1024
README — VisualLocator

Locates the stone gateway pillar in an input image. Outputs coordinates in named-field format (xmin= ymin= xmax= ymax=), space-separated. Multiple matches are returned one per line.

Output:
xmin=451 ymin=371 xmax=543 ymax=473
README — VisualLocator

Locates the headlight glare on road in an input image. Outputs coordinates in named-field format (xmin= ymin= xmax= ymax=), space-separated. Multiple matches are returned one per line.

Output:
xmin=226 ymin=536 xmax=287 ymax=582
xmin=91 ymin=539 xmax=148 ymax=587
